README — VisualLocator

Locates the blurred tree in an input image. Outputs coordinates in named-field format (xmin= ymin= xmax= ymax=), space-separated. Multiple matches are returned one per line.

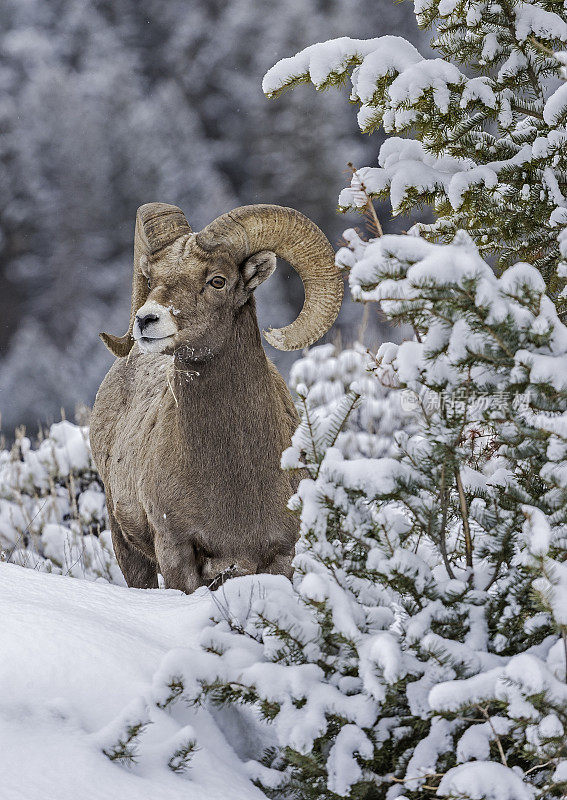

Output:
xmin=0 ymin=0 xmax=422 ymax=431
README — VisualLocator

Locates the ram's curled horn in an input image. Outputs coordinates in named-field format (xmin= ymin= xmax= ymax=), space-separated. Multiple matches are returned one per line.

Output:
xmin=196 ymin=204 xmax=343 ymax=351
xmin=100 ymin=203 xmax=192 ymax=357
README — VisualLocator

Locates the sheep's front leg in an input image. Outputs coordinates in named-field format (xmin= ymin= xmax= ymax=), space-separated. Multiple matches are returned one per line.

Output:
xmin=154 ymin=534 xmax=201 ymax=594
xmin=264 ymin=553 xmax=293 ymax=580
xmin=107 ymin=505 xmax=158 ymax=589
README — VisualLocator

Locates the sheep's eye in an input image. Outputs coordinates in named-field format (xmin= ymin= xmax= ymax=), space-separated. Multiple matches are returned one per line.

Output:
xmin=209 ymin=276 xmax=226 ymax=289
xmin=147 ymin=276 xmax=151 ymax=290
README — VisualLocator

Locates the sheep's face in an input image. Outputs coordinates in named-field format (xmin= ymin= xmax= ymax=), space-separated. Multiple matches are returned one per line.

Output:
xmin=132 ymin=237 xmax=276 ymax=360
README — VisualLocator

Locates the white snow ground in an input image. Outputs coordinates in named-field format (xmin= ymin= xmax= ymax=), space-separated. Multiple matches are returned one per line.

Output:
xmin=0 ymin=563 xmax=266 ymax=800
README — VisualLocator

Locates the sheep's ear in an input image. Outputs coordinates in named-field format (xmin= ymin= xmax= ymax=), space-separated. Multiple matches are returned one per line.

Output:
xmin=138 ymin=254 xmax=150 ymax=278
xmin=241 ymin=250 xmax=276 ymax=291
xmin=99 ymin=332 xmax=134 ymax=357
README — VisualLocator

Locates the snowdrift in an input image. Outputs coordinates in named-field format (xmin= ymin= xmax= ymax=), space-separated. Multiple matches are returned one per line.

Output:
xmin=0 ymin=563 xmax=266 ymax=800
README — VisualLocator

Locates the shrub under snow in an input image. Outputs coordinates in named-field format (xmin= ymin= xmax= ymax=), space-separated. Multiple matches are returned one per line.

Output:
xmin=0 ymin=420 xmax=123 ymax=584
xmin=0 ymin=562 xmax=274 ymax=799
xmin=288 ymin=341 xmax=412 ymax=460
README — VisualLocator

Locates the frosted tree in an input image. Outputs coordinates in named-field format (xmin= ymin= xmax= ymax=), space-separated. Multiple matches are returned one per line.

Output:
xmin=0 ymin=0 xmax=236 ymax=430
xmin=170 ymin=3 xmax=567 ymax=799
xmin=0 ymin=420 xmax=122 ymax=583
xmin=288 ymin=341 xmax=413 ymax=460
xmin=0 ymin=0 xmax=421 ymax=431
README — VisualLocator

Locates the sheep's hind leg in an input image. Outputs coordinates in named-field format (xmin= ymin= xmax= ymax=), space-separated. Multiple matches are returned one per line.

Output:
xmin=107 ymin=505 xmax=158 ymax=589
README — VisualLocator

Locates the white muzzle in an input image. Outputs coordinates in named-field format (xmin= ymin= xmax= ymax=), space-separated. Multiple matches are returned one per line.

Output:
xmin=133 ymin=300 xmax=178 ymax=353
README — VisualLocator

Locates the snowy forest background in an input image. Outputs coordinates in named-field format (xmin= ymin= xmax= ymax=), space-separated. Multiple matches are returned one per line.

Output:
xmin=0 ymin=0 xmax=423 ymax=433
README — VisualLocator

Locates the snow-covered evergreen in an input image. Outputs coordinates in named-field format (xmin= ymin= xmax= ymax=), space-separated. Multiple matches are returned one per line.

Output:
xmin=183 ymin=236 xmax=567 ymax=799
xmin=263 ymin=1 xmax=567 ymax=295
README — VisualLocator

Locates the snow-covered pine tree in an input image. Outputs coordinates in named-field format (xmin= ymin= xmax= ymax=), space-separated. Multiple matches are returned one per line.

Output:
xmin=173 ymin=3 xmax=567 ymax=799
xmin=262 ymin=0 xmax=567 ymax=296
xmin=187 ymin=234 xmax=567 ymax=799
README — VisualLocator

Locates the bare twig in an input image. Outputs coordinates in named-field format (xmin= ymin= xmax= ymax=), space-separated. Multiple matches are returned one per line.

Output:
xmin=455 ymin=468 xmax=473 ymax=570
xmin=358 ymin=303 xmax=371 ymax=342
xmin=166 ymin=364 xmax=179 ymax=407
xmin=347 ymin=162 xmax=384 ymax=237
xmin=524 ymin=759 xmax=556 ymax=776
xmin=439 ymin=465 xmax=456 ymax=580
xmin=476 ymin=705 xmax=508 ymax=767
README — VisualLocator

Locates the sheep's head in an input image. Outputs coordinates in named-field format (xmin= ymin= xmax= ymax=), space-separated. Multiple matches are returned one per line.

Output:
xmin=100 ymin=203 xmax=344 ymax=360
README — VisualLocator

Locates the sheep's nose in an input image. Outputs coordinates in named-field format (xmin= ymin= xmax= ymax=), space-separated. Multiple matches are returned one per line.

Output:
xmin=136 ymin=312 xmax=159 ymax=332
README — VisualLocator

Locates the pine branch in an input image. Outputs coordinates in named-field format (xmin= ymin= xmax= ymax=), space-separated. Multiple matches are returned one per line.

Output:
xmin=102 ymin=720 xmax=150 ymax=766
xmin=168 ymin=738 xmax=198 ymax=773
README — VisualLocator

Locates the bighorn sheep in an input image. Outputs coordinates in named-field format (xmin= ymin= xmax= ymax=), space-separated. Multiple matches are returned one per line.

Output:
xmin=90 ymin=203 xmax=343 ymax=592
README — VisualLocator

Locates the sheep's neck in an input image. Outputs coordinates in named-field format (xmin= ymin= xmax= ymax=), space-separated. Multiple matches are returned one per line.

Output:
xmin=173 ymin=302 xmax=285 ymax=479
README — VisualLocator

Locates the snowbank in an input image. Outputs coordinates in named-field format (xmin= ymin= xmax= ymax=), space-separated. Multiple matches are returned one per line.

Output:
xmin=0 ymin=563 xmax=265 ymax=800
